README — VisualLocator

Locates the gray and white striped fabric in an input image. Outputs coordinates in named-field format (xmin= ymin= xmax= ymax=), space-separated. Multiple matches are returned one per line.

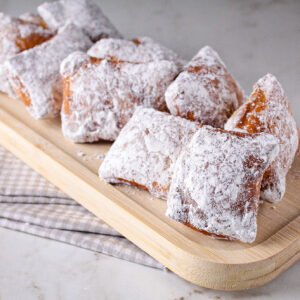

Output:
xmin=0 ymin=145 xmax=162 ymax=269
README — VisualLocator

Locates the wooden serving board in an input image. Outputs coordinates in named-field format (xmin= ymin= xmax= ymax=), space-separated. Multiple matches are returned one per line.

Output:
xmin=0 ymin=93 xmax=299 ymax=291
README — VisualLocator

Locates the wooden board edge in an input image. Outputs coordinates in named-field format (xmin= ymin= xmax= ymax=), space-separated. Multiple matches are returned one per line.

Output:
xmin=0 ymin=106 xmax=299 ymax=291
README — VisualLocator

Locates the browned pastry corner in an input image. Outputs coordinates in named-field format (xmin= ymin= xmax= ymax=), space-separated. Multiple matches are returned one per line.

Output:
xmin=225 ymin=74 xmax=299 ymax=203
xmin=5 ymin=23 xmax=92 ymax=119
xmin=0 ymin=12 xmax=53 ymax=96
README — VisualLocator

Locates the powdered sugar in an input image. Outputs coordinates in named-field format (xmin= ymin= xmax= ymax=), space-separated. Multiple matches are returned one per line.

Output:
xmin=165 ymin=46 xmax=244 ymax=127
xmin=19 ymin=12 xmax=46 ymax=26
xmin=99 ymin=107 xmax=200 ymax=199
xmin=225 ymin=73 xmax=299 ymax=203
xmin=0 ymin=12 xmax=53 ymax=96
xmin=60 ymin=50 xmax=88 ymax=77
xmin=166 ymin=126 xmax=279 ymax=243
xmin=5 ymin=23 xmax=92 ymax=119
xmin=38 ymin=0 xmax=122 ymax=41
xmin=88 ymin=36 xmax=184 ymax=67
xmin=60 ymin=52 xmax=180 ymax=142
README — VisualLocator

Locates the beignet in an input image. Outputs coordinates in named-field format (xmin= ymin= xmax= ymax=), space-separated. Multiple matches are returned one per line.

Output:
xmin=166 ymin=126 xmax=279 ymax=243
xmin=88 ymin=36 xmax=184 ymax=67
xmin=0 ymin=12 xmax=53 ymax=96
xmin=60 ymin=51 xmax=180 ymax=142
xmin=5 ymin=23 xmax=92 ymax=119
xmin=99 ymin=107 xmax=200 ymax=199
xmin=225 ymin=74 xmax=299 ymax=203
xmin=38 ymin=0 xmax=121 ymax=41
xmin=165 ymin=46 xmax=244 ymax=127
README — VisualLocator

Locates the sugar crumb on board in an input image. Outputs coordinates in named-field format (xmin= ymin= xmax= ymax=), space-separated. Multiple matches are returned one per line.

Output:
xmin=96 ymin=153 xmax=106 ymax=160
xmin=77 ymin=151 xmax=106 ymax=162
xmin=77 ymin=150 xmax=86 ymax=157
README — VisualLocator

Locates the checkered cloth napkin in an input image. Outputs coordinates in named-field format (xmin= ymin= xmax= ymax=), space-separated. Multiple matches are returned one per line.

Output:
xmin=0 ymin=145 xmax=163 ymax=269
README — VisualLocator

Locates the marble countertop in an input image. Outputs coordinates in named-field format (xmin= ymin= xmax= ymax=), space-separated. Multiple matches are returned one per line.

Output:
xmin=0 ymin=0 xmax=299 ymax=299
xmin=0 ymin=228 xmax=299 ymax=300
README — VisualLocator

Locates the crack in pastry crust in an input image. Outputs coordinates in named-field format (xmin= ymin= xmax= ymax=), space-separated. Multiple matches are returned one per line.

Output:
xmin=11 ymin=76 xmax=31 ymax=107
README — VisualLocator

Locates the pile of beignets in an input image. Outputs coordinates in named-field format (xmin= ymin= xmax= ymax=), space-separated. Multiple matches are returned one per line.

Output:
xmin=0 ymin=0 xmax=298 ymax=243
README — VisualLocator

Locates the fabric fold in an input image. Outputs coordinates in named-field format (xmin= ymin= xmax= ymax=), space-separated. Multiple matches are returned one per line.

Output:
xmin=0 ymin=145 xmax=162 ymax=269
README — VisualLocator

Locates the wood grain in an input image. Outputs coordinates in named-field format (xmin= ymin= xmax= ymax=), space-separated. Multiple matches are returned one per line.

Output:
xmin=0 ymin=94 xmax=299 ymax=291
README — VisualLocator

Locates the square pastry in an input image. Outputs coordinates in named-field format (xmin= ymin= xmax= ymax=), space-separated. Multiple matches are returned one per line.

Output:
xmin=88 ymin=36 xmax=184 ymax=67
xmin=0 ymin=12 xmax=53 ymax=96
xmin=38 ymin=0 xmax=121 ymax=41
xmin=60 ymin=51 xmax=180 ymax=142
xmin=5 ymin=23 xmax=92 ymax=119
xmin=165 ymin=46 xmax=244 ymax=128
xmin=225 ymin=74 xmax=299 ymax=203
xmin=99 ymin=107 xmax=200 ymax=199
xmin=166 ymin=126 xmax=279 ymax=243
